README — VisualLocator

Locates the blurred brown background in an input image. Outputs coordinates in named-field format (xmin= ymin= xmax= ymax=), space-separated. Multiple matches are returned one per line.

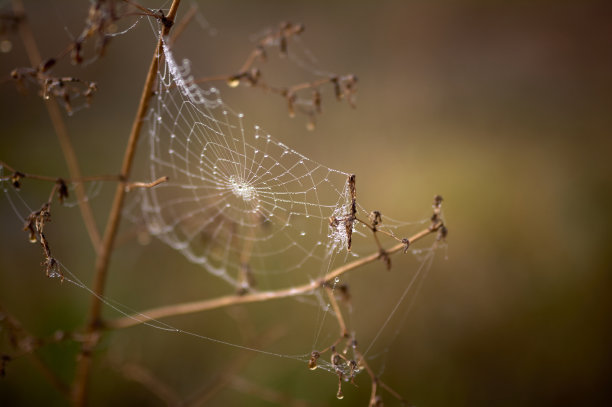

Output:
xmin=1 ymin=1 xmax=611 ymax=406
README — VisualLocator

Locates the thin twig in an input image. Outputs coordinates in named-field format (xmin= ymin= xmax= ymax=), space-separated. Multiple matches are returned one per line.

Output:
xmin=125 ymin=176 xmax=169 ymax=191
xmin=229 ymin=376 xmax=312 ymax=407
xmin=378 ymin=380 xmax=407 ymax=405
xmin=112 ymin=362 xmax=182 ymax=406
xmin=182 ymin=325 xmax=287 ymax=407
xmin=169 ymin=4 xmax=197 ymax=46
xmin=12 ymin=0 xmax=102 ymax=252
xmin=0 ymin=304 xmax=71 ymax=398
xmin=71 ymin=2 xmax=182 ymax=405
xmin=0 ymin=161 xmax=121 ymax=184
xmin=326 ymin=286 xmax=348 ymax=337
xmin=105 ymin=224 xmax=440 ymax=330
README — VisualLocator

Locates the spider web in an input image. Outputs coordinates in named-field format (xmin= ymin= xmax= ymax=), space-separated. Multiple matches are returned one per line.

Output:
xmin=127 ymin=35 xmax=422 ymax=293
xmin=0 ymin=16 xmax=443 ymax=402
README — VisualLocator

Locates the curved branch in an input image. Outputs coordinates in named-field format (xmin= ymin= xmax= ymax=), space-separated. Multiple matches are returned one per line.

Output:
xmin=105 ymin=224 xmax=440 ymax=330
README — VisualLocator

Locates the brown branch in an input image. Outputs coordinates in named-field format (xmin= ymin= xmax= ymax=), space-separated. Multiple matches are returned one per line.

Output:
xmin=1 ymin=161 xmax=121 ymax=184
xmin=71 ymin=2 xmax=182 ymax=405
xmin=112 ymin=362 xmax=182 ymax=406
xmin=11 ymin=0 xmax=102 ymax=252
xmin=0 ymin=304 xmax=70 ymax=398
xmin=229 ymin=376 xmax=312 ymax=407
xmin=125 ymin=175 xmax=169 ymax=192
xmin=326 ymin=285 xmax=348 ymax=338
xmin=169 ymin=4 xmax=197 ymax=46
xmin=105 ymin=224 xmax=440 ymax=330
xmin=0 ymin=161 xmax=167 ymax=193
xmin=182 ymin=325 xmax=287 ymax=407
xmin=378 ymin=380 xmax=407 ymax=406
xmin=185 ymin=21 xmax=356 ymax=128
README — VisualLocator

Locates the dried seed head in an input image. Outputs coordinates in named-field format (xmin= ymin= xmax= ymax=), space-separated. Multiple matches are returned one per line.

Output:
xmin=10 ymin=172 xmax=24 ymax=190
xmin=438 ymin=225 xmax=448 ymax=241
xmin=308 ymin=350 xmax=320 ymax=370
xmin=247 ymin=68 xmax=260 ymax=86
xmin=57 ymin=179 xmax=69 ymax=204
xmin=286 ymin=92 xmax=297 ymax=118
xmin=369 ymin=210 xmax=382 ymax=229
xmin=39 ymin=58 xmax=56 ymax=73
xmin=401 ymin=238 xmax=410 ymax=253
xmin=312 ymin=89 xmax=322 ymax=114
xmin=379 ymin=250 xmax=391 ymax=270
xmin=433 ymin=194 xmax=443 ymax=208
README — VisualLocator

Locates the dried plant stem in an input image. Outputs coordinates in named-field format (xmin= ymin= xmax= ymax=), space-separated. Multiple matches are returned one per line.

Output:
xmin=112 ymin=362 xmax=182 ymax=406
xmin=326 ymin=286 xmax=348 ymax=337
xmin=0 ymin=304 xmax=71 ymax=398
xmin=11 ymin=0 xmax=101 ymax=251
xmin=125 ymin=175 xmax=169 ymax=191
xmin=27 ymin=352 xmax=71 ymax=399
xmin=183 ymin=325 xmax=286 ymax=407
xmin=71 ymin=1 xmax=182 ymax=405
xmin=106 ymin=224 xmax=440 ymax=330
xmin=378 ymin=380 xmax=406 ymax=405
xmin=229 ymin=376 xmax=311 ymax=407
xmin=0 ymin=161 xmax=121 ymax=184
xmin=169 ymin=4 xmax=197 ymax=46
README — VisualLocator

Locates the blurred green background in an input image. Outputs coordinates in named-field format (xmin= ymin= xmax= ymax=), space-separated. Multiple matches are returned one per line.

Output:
xmin=1 ymin=1 xmax=611 ymax=406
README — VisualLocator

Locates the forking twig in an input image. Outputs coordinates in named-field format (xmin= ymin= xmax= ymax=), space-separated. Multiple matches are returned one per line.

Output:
xmin=11 ymin=0 xmax=102 ymax=252
xmin=105 ymin=222 xmax=442 ymax=330
xmin=0 ymin=304 xmax=71 ymax=399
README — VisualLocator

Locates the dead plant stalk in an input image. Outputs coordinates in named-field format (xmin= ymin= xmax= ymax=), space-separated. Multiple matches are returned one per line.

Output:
xmin=106 ymin=224 xmax=439 ymax=330
xmin=71 ymin=1 xmax=182 ymax=405
xmin=12 ymin=0 xmax=101 ymax=251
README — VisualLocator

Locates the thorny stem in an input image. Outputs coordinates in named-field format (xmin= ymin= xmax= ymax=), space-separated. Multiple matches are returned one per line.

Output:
xmin=11 ymin=0 xmax=102 ymax=252
xmin=71 ymin=1 xmax=182 ymax=405
xmin=105 ymin=223 xmax=441 ymax=330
